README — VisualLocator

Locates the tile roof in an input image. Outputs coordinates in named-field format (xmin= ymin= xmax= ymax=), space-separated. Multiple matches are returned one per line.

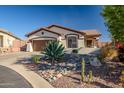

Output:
xmin=81 ymin=30 xmax=101 ymax=36
xmin=26 ymin=27 xmax=61 ymax=37
xmin=26 ymin=24 xmax=101 ymax=37
xmin=47 ymin=24 xmax=86 ymax=35
xmin=0 ymin=29 xmax=21 ymax=40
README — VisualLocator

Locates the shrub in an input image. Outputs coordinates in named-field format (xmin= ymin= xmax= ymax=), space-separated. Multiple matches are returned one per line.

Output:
xmin=118 ymin=53 xmax=124 ymax=62
xmin=100 ymin=46 xmax=118 ymax=61
xmin=32 ymin=55 xmax=41 ymax=64
xmin=42 ymin=41 xmax=65 ymax=66
xmin=121 ymin=70 xmax=124 ymax=75
xmin=72 ymin=49 xmax=78 ymax=53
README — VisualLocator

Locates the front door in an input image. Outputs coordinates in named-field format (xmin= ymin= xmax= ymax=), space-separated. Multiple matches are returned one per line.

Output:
xmin=67 ymin=36 xmax=77 ymax=48
xmin=86 ymin=40 xmax=92 ymax=48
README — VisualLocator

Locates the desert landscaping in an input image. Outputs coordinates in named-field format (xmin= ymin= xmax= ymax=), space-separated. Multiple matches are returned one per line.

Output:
xmin=17 ymin=41 xmax=124 ymax=88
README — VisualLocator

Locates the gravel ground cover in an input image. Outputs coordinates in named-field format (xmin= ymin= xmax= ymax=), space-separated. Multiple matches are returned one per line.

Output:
xmin=17 ymin=54 xmax=124 ymax=88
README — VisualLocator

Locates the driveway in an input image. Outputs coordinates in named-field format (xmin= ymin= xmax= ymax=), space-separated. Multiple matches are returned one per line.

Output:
xmin=0 ymin=52 xmax=53 ymax=88
xmin=0 ymin=65 xmax=32 ymax=88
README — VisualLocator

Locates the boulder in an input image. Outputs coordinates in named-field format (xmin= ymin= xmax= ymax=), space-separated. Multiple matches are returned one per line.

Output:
xmin=56 ymin=73 xmax=62 ymax=78
xmin=90 ymin=57 xmax=102 ymax=67
xmin=52 ymin=76 xmax=57 ymax=81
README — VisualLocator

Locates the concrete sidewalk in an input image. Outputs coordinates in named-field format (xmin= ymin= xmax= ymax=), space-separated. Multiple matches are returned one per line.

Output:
xmin=0 ymin=52 xmax=53 ymax=88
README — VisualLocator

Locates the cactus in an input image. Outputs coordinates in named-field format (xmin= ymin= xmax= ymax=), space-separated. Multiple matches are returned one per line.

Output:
xmin=88 ymin=70 xmax=93 ymax=83
xmin=81 ymin=58 xmax=85 ymax=82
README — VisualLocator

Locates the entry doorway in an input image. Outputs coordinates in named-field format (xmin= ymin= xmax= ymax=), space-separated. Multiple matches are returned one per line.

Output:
xmin=86 ymin=40 xmax=93 ymax=48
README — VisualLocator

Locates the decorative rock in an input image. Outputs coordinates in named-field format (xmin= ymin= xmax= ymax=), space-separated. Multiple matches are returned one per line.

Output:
xmin=56 ymin=73 xmax=62 ymax=78
xmin=38 ymin=63 xmax=51 ymax=70
xmin=38 ymin=70 xmax=43 ymax=73
xmin=52 ymin=76 xmax=57 ymax=81
xmin=47 ymin=78 xmax=52 ymax=82
xmin=49 ymin=70 xmax=54 ymax=74
xmin=72 ymin=67 xmax=76 ymax=71
xmin=67 ymin=63 xmax=74 ymax=67
xmin=21 ymin=61 xmax=30 ymax=64
xmin=90 ymin=57 xmax=102 ymax=67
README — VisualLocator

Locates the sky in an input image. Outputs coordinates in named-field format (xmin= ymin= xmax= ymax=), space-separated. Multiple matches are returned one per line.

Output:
xmin=0 ymin=5 xmax=110 ymax=41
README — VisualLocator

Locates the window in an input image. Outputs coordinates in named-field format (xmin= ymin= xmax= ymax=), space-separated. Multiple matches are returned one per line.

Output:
xmin=41 ymin=32 xmax=44 ymax=35
xmin=7 ymin=39 xmax=12 ymax=47
xmin=67 ymin=36 xmax=77 ymax=48
xmin=0 ymin=36 xmax=3 ymax=47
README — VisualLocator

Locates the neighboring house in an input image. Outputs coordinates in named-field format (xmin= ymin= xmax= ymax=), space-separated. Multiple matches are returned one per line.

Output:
xmin=97 ymin=41 xmax=112 ymax=48
xmin=0 ymin=29 xmax=24 ymax=53
xmin=26 ymin=25 xmax=101 ymax=52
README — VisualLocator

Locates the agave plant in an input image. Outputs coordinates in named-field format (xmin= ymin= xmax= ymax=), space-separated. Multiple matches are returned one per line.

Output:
xmin=42 ymin=40 xmax=65 ymax=66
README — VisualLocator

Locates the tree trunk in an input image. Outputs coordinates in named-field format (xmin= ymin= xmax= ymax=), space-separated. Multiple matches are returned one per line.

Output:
xmin=51 ymin=58 xmax=55 ymax=66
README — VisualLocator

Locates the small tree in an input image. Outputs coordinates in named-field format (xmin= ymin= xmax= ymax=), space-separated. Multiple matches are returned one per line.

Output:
xmin=102 ymin=6 xmax=124 ymax=44
xmin=42 ymin=41 xmax=65 ymax=66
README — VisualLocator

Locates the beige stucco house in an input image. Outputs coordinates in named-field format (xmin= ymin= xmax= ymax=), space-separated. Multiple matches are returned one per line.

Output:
xmin=0 ymin=29 xmax=24 ymax=53
xmin=26 ymin=25 xmax=101 ymax=52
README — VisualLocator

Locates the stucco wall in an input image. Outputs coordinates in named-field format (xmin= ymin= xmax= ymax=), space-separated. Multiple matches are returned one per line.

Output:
xmin=28 ymin=29 xmax=59 ymax=40
xmin=78 ymin=39 xmax=85 ymax=48
xmin=48 ymin=26 xmax=83 ymax=39
xmin=49 ymin=26 xmax=85 ymax=48
xmin=0 ymin=32 xmax=15 ymax=47
xmin=27 ymin=27 xmax=86 ymax=49
xmin=61 ymin=39 xmax=66 ymax=48
xmin=12 ymin=40 xmax=26 ymax=52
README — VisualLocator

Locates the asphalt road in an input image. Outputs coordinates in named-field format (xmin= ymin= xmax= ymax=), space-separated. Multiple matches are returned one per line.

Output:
xmin=0 ymin=65 xmax=32 ymax=88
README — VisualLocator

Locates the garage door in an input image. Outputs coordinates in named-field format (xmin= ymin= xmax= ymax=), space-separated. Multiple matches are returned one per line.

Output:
xmin=33 ymin=40 xmax=49 ymax=51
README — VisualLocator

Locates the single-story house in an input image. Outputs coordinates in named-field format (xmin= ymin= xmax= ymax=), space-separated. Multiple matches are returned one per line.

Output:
xmin=26 ymin=25 xmax=101 ymax=52
xmin=0 ymin=29 xmax=25 ymax=53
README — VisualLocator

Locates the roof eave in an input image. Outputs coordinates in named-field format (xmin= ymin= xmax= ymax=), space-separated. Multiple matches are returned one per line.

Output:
xmin=47 ymin=24 xmax=86 ymax=35
xmin=26 ymin=27 xmax=61 ymax=37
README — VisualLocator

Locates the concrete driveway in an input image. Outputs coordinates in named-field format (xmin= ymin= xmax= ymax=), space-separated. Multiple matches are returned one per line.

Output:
xmin=0 ymin=52 xmax=53 ymax=88
xmin=0 ymin=65 xmax=32 ymax=88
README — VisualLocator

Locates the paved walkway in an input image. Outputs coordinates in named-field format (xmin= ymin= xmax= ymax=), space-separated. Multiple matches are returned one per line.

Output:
xmin=0 ymin=52 xmax=53 ymax=88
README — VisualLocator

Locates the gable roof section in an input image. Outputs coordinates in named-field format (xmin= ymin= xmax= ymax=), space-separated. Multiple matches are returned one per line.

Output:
xmin=0 ymin=29 xmax=21 ymax=40
xmin=47 ymin=24 xmax=86 ymax=35
xmin=26 ymin=25 xmax=101 ymax=37
xmin=81 ymin=30 xmax=101 ymax=37
xmin=26 ymin=28 xmax=61 ymax=37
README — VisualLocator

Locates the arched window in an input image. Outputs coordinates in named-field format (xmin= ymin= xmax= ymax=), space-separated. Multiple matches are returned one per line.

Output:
xmin=67 ymin=36 xmax=78 ymax=48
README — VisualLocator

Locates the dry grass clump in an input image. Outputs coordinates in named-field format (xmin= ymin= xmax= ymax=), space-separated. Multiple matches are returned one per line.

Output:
xmin=100 ymin=45 xmax=119 ymax=61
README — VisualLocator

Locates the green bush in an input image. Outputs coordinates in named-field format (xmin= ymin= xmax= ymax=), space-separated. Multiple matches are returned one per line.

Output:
xmin=42 ymin=41 xmax=65 ymax=65
xmin=32 ymin=55 xmax=41 ymax=64
xmin=72 ymin=49 xmax=78 ymax=53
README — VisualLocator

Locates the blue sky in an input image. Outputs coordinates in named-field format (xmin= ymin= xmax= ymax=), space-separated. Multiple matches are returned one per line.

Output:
xmin=0 ymin=5 xmax=110 ymax=41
